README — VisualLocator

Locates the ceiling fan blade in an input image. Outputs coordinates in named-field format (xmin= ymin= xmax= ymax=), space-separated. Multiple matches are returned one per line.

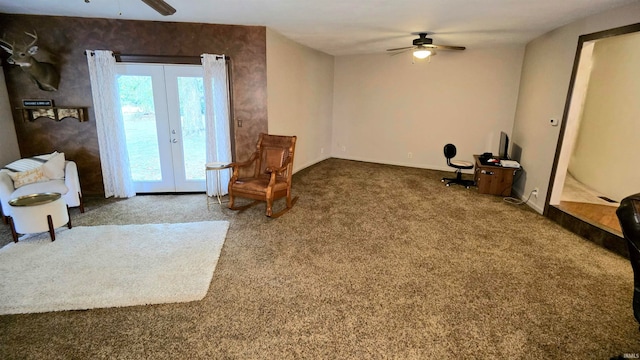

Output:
xmin=386 ymin=46 xmax=414 ymax=52
xmin=389 ymin=48 xmax=413 ymax=56
xmin=433 ymin=45 xmax=466 ymax=51
xmin=141 ymin=0 xmax=176 ymax=16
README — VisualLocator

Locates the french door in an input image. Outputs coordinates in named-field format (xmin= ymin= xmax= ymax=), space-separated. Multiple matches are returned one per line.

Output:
xmin=116 ymin=64 xmax=206 ymax=193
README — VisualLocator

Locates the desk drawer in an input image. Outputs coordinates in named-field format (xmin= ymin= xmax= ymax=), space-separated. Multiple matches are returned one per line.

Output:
xmin=475 ymin=167 xmax=513 ymax=196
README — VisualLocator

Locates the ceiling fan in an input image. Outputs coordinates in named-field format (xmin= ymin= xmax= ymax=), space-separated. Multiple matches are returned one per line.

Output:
xmin=140 ymin=0 xmax=176 ymax=16
xmin=84 ymin=0 xmax=176 ymax=16
xmin=386 ymin=33 xmax=465 ymax=59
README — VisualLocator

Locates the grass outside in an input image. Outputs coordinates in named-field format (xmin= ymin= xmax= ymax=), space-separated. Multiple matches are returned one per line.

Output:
xmin=123 ymin=113 xmax=206 ymax=183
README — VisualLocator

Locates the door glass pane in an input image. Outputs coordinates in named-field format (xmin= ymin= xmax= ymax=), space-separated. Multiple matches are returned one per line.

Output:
xmin=117 ymin=75 xmax=162 ymax=181
xmin=177 ymin=76 xmax=206 ymax=181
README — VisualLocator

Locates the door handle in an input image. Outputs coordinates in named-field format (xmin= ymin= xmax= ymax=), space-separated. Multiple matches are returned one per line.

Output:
xmin=172 ymin=139 xmax=178 ymax=143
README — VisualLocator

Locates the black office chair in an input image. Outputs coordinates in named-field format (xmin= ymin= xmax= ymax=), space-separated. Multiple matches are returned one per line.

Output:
xmin=441 ymin=144 xmax=475 ymax=188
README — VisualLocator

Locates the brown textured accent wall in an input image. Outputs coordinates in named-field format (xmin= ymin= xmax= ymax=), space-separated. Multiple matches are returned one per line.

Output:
xmin=0 ymin=14 xmax=267 ymax=195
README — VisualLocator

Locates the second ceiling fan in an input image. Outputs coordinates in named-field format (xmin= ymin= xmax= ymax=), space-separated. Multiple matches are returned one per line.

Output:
xmin=387 ymin=33 xmax=465 ymax=59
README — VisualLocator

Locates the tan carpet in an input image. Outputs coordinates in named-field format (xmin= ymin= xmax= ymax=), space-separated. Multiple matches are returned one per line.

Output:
xmin=0 ymin=158 xmax=637 ymax=359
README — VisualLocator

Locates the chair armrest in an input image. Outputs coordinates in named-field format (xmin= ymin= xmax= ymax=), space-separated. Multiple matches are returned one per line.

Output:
xmin=0 ymin=171 xmax=15 ymax=217
xmin=58 ymin=161 xmax=83 ymax=209
xmin=618 ymin=193 xmax=640 ymax=247
xmin=229 ymin=152 xmax=259 ymax=170
xmin=265 ymin=155 xmax=293 ymax=175
xmin=0 ymin=171 xmax=14 ymax=194
xmin=265 ymin=156 xmax=293 ymax=188
xmin=229 ymin=152 xmax=259 ymax=180
xmin=64 ymin=161 xmax=82 ymax=198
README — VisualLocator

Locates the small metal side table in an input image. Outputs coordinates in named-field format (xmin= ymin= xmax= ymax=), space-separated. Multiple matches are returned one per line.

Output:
xmin=205 ymin=162 xmax=231 ymax=206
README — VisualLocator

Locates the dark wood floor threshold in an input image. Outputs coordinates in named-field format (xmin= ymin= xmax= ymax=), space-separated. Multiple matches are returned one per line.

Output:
xmin=547 ymin=205 xmax=628 ymax=259
xmin=558 ymin=201 xmax=621 ymax=233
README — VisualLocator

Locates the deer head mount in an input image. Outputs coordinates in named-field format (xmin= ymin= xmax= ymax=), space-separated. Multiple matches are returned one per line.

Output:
xmin=0 ymin=31 xmax=60 ymax=92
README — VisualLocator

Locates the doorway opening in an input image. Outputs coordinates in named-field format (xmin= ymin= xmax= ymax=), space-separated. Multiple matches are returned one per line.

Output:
xmin=546 ymin=23 xmax=640 ymax=255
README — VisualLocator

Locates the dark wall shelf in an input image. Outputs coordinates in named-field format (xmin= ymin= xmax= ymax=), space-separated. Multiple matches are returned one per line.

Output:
xmin=19 ymin=107 xmax=89 ymax=122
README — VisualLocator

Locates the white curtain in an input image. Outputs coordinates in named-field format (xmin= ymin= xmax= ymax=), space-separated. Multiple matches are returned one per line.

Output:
xmin=86 ymin=50 xmax=135 ymax=198
xmin=201 ymin=54 xmax=232 ymax=196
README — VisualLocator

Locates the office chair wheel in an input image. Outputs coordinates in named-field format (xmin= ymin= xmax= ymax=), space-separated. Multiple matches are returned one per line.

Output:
xmin=446 ymin=183 xmax=450 ymax=187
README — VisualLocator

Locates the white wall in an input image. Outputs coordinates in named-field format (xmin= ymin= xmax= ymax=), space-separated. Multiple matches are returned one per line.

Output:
xmin=332 ymin=47 xmax=524 ymax=172
xmin=512 ymin=2 xmax=640 ymax=213
xmin=568 ymin=32 xmax=640 ymax=201
xmin=266 ymin=28 xmax=334 ymax=172
xmin=0 ymin=68 xmax=20 ymax=166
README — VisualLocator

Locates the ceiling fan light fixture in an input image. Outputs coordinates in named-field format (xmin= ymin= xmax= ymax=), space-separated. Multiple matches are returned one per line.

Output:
xmin=413 ymin=48 xmax=432 ymax=59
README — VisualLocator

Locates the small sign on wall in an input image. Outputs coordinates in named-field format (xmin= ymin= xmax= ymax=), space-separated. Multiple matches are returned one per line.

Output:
xmin=22 ymin=99 xmax=54 ymax=107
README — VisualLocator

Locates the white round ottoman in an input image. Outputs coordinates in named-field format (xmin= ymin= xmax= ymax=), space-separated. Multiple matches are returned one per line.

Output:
xmin=8 ymin=192 xmax=71 ymax=242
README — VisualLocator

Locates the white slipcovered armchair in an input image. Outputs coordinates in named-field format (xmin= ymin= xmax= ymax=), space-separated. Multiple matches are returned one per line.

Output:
xmin=0 ymin=152 xmax=84 ymax=223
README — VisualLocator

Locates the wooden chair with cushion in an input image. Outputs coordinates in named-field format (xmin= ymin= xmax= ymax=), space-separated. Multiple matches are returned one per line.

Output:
xmin=228 ymin=133 xmax=298 ymax=218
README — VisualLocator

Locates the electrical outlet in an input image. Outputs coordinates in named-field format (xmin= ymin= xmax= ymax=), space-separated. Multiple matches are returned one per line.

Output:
xmin=321 ymin=148 xmax=324 ymax=154
xmin=532 ymin=188 xmax=539 ymax=198
xmin=341 ymin=145 xmax=346 ymax=152
xmin=407 ymin=152 xmax=413 ymax=159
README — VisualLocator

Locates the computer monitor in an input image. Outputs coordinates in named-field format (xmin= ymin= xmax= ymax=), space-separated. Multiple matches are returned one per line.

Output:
xmin=498 ymin=131 xmax=509 ymax=159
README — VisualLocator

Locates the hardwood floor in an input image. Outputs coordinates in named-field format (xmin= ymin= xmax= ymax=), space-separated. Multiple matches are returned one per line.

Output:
xmin=556 ymin=173 xmax=622 ymax=235
xmin=557 ymin=200 xmax=621 ymax=234
xmin=546 ymin=174 xmax=626 ymax=257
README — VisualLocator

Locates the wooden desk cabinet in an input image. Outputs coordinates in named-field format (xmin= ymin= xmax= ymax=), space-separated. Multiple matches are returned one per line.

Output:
xmin=473 ymin=155 xmax=517 ymax=196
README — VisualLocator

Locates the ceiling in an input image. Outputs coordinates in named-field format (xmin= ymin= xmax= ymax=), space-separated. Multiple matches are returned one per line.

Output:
xmin=0 ymin=0 xmax=635 ymax=55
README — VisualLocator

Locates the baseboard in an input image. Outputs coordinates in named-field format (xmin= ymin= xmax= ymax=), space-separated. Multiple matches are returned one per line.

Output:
xmin=329 ymin=155 xmax=475 ymax=174
xmin=293 ymin=155 xmax=332 ymax=174
xmin=511 ymin=188 xmax=544 ymax=214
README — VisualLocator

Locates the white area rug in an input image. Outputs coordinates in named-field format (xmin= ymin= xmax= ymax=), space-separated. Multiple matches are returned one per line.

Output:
xmin=0 ymin=221 xmax=229 ymax=315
